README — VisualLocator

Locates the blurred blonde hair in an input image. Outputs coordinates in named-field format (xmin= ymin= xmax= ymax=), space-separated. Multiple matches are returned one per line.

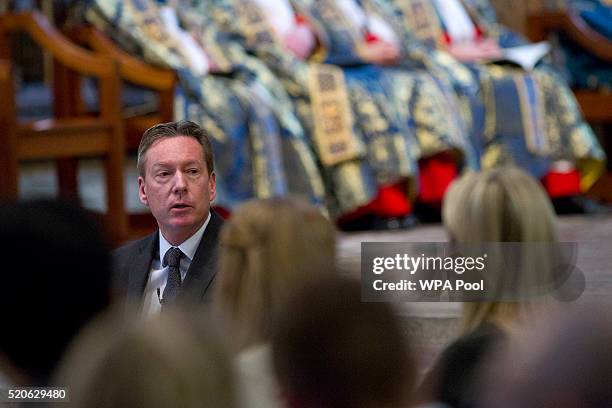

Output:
xmin=53 ymin=309 xmax=235 ymax=408
xmin=214 ymin=197 xmax=336 ymax=351
xmin=442 ymin=167 xmax=558 ymax=334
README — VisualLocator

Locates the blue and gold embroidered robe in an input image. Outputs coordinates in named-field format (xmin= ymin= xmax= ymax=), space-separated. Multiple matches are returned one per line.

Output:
xmin=206 ymin=0 xmax=480 ymax=214
xmin=206 ymin=0 xmax=413 ymax=215
xmin=293 ymin=0 xmax=478 ymax=167
xmin=83 ymin=0 xmax=326 ymax=210
xmin=373 ymin=0 xmax=605 ymax=191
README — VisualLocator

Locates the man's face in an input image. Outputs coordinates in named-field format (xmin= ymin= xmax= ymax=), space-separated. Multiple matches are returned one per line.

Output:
xmin=138 ymin=135 xmax=216 ymax=244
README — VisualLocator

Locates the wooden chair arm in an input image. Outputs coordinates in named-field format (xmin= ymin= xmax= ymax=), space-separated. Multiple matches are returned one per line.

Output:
xmin=0 ymin=11 xmax=116 ymax=78
xmin=0 ymin=59 xmax=18 ymax=195
xmin=0 ymin=59 xmax=10 ymax=100
xmin=527 ymin=10 xmax=612 ymax=63
xmin=72 ymin=26 xmax=176 ymax=91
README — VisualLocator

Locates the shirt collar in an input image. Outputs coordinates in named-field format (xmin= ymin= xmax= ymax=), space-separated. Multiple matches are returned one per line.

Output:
xmin=159 ymin=211 xmax=212 ymax=265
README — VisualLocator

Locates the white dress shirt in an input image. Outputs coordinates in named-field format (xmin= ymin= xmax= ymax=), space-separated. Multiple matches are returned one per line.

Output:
xmin=142 ymin=212 xmax=211 ymax=317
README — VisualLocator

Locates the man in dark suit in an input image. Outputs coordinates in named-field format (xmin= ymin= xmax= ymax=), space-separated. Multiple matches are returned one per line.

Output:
xmin=113 ymin=120 xmax=223 ymax=315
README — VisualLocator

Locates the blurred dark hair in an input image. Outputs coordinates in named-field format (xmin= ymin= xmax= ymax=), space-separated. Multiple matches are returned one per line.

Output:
xmin=271 ymin=276 xmax=415 ymax=408
xmin=480 ymin=306 xmax=612 ymax=408
xmin=0 ymin=199 xmax=111 ymax=384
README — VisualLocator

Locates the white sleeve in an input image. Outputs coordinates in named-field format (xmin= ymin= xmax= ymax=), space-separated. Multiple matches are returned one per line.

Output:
xmin=159 ymin=6 xmax=210 ymax=75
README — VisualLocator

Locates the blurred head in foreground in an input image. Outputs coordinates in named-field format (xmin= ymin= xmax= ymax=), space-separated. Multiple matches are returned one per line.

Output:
xmin=442 ymin=166 xmax=559 ymax=334
xmin=480 ymin=305 xmax=612 ymax=408
xmin=54 ymin=309 xmax=235 ymax=408
xmin=272 ymin=277 xmax=415 ymax=408
xmin=214 ymin=197 xmax=336 ymax=351
xmin=443 ymin=166 xmax=558 ymax=243
xmin=0 ymin=199 xmax=111 ymax=384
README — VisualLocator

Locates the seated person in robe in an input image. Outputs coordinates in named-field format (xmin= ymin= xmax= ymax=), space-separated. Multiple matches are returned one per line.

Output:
xmin=372 ymin=0 xmax=606 ymax=208
xmin=81 ymin=0 xmax=326 ymax=214
xmin=210 ymin=0 xmax=477 ymax=228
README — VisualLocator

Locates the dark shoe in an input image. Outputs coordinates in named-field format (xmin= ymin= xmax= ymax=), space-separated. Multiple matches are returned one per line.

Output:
xmin=399 ymin=214 xmax=418 ymax=229
xmin=337 ymin=214 xmax=378 ymax=232
xmin=414 ymin=201 xmax=442 ymax=223
xmin=552 ymin=196 xmax=612 ymax=215
xmin=338 ymin=214 xmax=417 ymax=231
xmin=372 ymin=216 xmax=403 ymax=230
xmin=370 ymin=215 xmax=418 ymax=231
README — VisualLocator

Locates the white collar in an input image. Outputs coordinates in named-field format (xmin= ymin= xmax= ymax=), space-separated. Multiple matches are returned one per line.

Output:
xmin=159 ymin=211 xmax=212 ymax=265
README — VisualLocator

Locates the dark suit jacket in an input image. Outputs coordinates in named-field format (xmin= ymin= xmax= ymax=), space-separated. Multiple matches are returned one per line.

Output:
xmin=112 ymin=211 xmax=224 ymax=306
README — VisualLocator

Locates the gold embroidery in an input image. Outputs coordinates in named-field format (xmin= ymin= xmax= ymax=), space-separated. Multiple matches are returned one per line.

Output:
xmin=393 ymin=0 xmax=443 ymax=46
xmin=249 ymin=118 xmax=273 ymax=199
xmin=335 ymin=160 xmax=371 ymax=210
xmin=577 ymin=157 xmax=605 ymax=193
xmin=307 ymin=65 xmax=364 ymax=165
xmin=481 ymin=73 xmax=496 ymax=143
xmin=513 ymin=73 xmax=550 ymax=156
xmin=481 ymin=144 xmax=503 ymax=169
xmin=234 ymin=0 xmax=361 ymax=166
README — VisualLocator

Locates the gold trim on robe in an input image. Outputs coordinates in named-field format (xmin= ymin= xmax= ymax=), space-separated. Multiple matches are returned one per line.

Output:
xmin=236 ymin=0 xmax=363 ymax=166
xmin=307 ymin=65 xmax=365 ymax=166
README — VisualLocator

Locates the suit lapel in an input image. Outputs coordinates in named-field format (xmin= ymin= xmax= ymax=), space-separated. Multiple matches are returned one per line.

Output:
xmin=180 ymin=211 xmax=224 ymax=303
xmin=127 ymin=232 xmax=158 ymax=300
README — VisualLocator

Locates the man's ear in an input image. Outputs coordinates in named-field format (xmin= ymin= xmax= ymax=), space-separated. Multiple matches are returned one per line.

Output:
xmin=138 ymin=176 xmax=149 ymax=207
xmin=208 ymin=172 xmax=217 ymax=203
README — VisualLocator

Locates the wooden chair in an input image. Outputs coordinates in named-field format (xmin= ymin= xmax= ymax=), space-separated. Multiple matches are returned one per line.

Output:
xmin=71 ymin=26 xmax=177 ymax=151
xmin=527 ymin=10 xmax=612 ymax=123
xmin=70 ymin=26 xmax=177 ymax=235
xmin=0 ymin=11 xmax=128 ymax=243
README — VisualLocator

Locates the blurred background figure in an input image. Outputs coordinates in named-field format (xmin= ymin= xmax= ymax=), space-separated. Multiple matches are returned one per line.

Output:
xmin=272 ymin=276 xmax=415 ymax=408
xmin=479 ymin=305 xmax=612 ymax=408
xmin=417 ymin=166 xmax=560 ymax=408
xmin=374 ymin=0 xmax=606 ymax=208
xmin=214 ymin=197 xmax=337 ymax=408
xmin=80 ymin=0 xmax=326 ymax=212
xmin=53 ymin=309 xmax=236 ymax=408
xmin=0 ymin=199 xmax=112 ymax=386
xmin=290 ymin=0 xmax=478 ymax=219
xmin=210 ymin=0 xmax=474 ymax=229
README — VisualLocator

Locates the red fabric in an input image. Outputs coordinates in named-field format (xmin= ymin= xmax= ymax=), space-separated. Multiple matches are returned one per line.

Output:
xmin=542 ymin=169 xmax=582 ymax=198
xmin=337 ymin=182 xmax=412 ymax=223
xmin=418 ymin=153 xmax=458 ymax=204
xmin=442 ymin=26 xmax=483 ymax=44
xmin=365 ymin=31 xmax=380 ymax=43
xmin=442 ymin=31 xmax=452 ymax=45
xmin=212 ymin=205 xmax=231 ymax=219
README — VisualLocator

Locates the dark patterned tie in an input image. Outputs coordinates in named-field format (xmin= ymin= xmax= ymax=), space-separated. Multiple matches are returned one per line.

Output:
xmin=162 ymin=247 xmax=183 ymax=308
